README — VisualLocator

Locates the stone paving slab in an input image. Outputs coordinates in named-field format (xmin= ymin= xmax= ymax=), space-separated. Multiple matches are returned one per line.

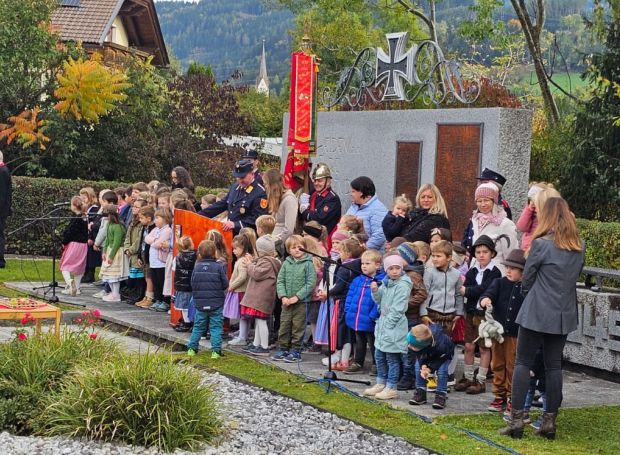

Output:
xmin=6 ymin=281 xmax=620 ymax=419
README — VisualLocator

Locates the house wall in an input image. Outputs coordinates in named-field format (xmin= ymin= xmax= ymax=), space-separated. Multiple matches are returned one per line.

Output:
xmin=108 ymin=16 xmax=129 ymax=47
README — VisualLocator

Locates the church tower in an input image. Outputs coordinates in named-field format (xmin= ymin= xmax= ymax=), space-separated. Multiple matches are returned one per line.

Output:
xmin=256 ymin=40 xmax=269 ymax=96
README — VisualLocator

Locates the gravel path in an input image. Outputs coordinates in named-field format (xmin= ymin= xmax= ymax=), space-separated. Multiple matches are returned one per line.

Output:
xmin=0 ymin=372 xmax=432 ymax=455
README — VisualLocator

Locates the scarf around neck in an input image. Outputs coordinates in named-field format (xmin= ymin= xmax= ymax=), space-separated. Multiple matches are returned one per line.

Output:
xmin=473 ymin=206 xmax=506 ymax=232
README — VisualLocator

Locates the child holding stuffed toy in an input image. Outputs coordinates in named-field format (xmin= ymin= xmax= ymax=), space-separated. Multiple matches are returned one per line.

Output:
xmin=455 ymin=235 xmax=502 ymax=395
xmin=480 ymin=249 xmax=526 ymax=413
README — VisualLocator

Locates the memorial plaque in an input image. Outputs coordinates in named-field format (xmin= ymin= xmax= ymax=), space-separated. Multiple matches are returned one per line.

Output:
xmin=435 ymin=124 xmax=482 ymax=239
xmin=394 ymin=142 xmax=421 ymax=199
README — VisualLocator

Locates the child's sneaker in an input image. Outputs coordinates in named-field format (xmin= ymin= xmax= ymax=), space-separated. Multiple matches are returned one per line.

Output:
xmin=375 ymin=387 xmax=398 ymax=400
xmin=432 ymin=393 xmax=447 ymax=409
xmin=251 ymin=346 xmax=270 ymax=357
xmin=447 ymin=374 xmax=456 ymax=387
xmin=530 ymin=416 xmax=543 ymax=430
xmin=321 ymin=353 xmax=340 ymax=367
xmin=271 ymin=350 xmax=289 ymax=361
xmin=135 ymin=296 xmax=153 ymax=308
xmin=93 ymin=290 xmax=107 ymax=298
xmin=102 ymin=293 xmax=121 ymax=302
xmin=211 ymin=351 xmax=221 ymax=359
xmin=149 ymin=301 xmax=165 ymax=311
xmin=228 ymin=337 xmax=247 ymax=347
xmin=426 ymin=376 xmax=437 ymax=392
xmin=155 ymin=302 xmax=170 ymax=313
xmin=242 ymin=344 xmax=257 ymax=353
xmin=362 ymin=383 xmax=385 ymax=397
xmin=409 ymin=388 xmax=427 ymax=405
xmin=283 ymin=351 xmax=301 ymax=363
xmin=186 ymin=348 xmax=197 ymax=357
xmin=488 ymin=397 xmax=506 ymax=412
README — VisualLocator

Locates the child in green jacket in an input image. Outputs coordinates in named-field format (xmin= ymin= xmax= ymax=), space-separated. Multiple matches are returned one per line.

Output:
xmin=273 ymin=235 xmax=316 ymax=363
xmin=363 ymin=253 xmax=412 ymax=401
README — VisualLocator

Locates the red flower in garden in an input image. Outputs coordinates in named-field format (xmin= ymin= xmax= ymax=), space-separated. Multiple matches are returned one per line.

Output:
xmin=20 ymin=317 xmax=28 ymax=325
xmin=89 ymin=332 xmax=98 ymax=340
xmin=92 ymin=309 xmax=101 ymax=318
xmin=81 ymin=310 xmax=89 ymax=317
xmin=17 ymin=333 xmax=27 ymax=341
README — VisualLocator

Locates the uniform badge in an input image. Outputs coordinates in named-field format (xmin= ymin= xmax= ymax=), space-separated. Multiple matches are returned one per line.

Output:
xmin=246 ymin=185 xmax=253 ymax=193
xmin=323 ymin=206 xmax=329 ymax=212
xmin=260 ymin=198 xmax=268 ymax=209
xmin=240 ymin=207 xmax=246 ymax=214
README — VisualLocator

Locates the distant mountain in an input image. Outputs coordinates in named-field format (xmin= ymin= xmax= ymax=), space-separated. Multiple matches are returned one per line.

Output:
xmin=155 ymin=0 xmax=294 ymax=95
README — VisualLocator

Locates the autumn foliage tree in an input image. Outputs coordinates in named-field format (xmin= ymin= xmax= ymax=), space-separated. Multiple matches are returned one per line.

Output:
xmin=54 ymin=56 xmax=130 ymax=123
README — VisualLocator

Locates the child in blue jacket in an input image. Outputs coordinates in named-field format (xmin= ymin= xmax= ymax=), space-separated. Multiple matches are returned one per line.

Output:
xmin=344 ymin=249 xmax=384 ymax=374
xmin=187 ymin=240 xmax=228 ymax=359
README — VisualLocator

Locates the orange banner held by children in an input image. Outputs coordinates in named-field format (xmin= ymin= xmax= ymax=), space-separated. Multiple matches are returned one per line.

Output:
xmin=170 ymin=210 xmax=233 ymax=326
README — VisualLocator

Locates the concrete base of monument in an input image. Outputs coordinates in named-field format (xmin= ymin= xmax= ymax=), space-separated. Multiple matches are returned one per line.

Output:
xmin=5 ymin=281 xmax=620 ymax=419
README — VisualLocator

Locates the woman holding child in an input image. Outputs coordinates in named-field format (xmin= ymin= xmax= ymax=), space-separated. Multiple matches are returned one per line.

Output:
xmin=263 ymin=169 xmax=298 ymax=243
xmin=401 ymin=184 xmax=451 ymax=244
xmin=500 ymin=196 xmax=584 ymax=440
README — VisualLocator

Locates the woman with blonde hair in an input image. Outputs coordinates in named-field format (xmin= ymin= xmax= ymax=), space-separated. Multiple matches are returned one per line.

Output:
xmin=263 ymin=168 xmax=298 ymax=243
xmin=402 ymin=184 xmax=451 ymax=243
xmin=500 ymin=197 xmax=584 ymax=440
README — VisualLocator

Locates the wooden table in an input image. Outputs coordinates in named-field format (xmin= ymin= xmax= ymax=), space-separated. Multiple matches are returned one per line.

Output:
xmin=0 ymin=303 xmax=62 ymax=339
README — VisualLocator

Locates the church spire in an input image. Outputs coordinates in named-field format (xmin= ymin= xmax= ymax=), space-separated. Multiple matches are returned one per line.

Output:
xmin=256 ymin=39 xmax=269 ymax=96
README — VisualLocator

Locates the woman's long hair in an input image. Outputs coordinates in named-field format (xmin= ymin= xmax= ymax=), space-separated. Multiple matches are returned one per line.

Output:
xmin=172 ymin=166 xmax=195 ymax=191
xmin=415 ymin=183 xmax=448 ymax=217
xmin=263 ymin=168 xmax=287 ymax=215
xmin=530 ymin=197 xmax=582 ymax=252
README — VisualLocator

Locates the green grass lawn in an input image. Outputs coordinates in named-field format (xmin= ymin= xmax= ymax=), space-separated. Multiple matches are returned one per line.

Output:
xmin=0 ymin=258 xmax=83 ymax=310
xmin=189 ymin=351 xmax=620 ymax=455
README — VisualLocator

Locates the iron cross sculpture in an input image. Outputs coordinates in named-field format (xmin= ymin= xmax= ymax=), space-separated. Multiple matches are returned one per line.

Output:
xmin=321 ymin=32 xmax=480 ymax=109
xmin=376 ymin=32 xmax=415 ymax=101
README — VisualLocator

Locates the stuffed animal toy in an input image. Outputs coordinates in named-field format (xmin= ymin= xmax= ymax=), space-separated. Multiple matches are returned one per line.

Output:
xmin=474 ymin=304 xmax=504 ymax=348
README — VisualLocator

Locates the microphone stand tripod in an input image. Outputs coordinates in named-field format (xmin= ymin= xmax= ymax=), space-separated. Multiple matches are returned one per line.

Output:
xmin=300 ymin=248 xmax=373 ymax=390
xmin=22 ymin=211 xmax=81 ymax=303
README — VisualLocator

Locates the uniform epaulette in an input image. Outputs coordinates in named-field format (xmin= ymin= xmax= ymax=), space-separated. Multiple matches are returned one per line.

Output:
xmin=257 ymin=183 xmax=265 ymax=191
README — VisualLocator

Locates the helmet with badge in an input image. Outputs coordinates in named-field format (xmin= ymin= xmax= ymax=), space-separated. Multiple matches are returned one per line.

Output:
xmin=311 ymin=163 xmax=332 ymax=180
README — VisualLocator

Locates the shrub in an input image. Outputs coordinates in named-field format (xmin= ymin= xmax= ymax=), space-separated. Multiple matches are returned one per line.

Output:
xmin=0 ymin=324 xmax=120 ymax=435
xmin=7 ymin=177 xmax=226 ymax=255
xmin=577 ymin=218 xmax=620 ymax=270
xmin=36 ymin=354 xmax=221 ymax=452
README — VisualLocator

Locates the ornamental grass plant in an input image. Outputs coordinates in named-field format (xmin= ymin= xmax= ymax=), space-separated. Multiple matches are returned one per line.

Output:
xmin=36 ymin=353 xmax=221 ymax=452
xmin=0 ymin=312 xmax=119 ymax=434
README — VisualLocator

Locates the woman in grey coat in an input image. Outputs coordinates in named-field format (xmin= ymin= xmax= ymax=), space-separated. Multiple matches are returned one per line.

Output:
xmin=500 ymin=197 xmax=584 ymax=440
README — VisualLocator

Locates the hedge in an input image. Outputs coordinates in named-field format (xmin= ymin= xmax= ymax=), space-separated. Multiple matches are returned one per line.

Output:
xmin=6 ymin=177 xmax=224 ymax=256
xmin=6 ymin=178 xmax=620 ymax=271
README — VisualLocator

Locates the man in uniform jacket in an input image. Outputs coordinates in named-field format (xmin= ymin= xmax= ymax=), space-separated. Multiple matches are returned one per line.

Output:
xmin=199 ymin=159 xmax=268 ymax=234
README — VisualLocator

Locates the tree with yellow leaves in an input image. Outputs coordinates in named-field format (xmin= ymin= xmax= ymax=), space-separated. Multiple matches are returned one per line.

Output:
xmin=0 ymin=108 xmax=50 ymax=150
xmin=54 ymin=56 xmax=130 ymax=123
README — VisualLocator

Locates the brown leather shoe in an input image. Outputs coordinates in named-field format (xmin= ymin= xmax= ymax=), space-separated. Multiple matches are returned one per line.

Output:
xmin=454 ymin=377 xmax=473 ymax=392
xmin=465 ymin=379 xmax=486 ymax=394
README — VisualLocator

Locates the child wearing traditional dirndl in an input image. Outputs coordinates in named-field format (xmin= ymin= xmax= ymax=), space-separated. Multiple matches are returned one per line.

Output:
xmin=227 ymin=234 xmax=254 ymax=346
xmin=60 ymin=196 xmax=88 ymax=296
xmin=99 ymin=205 xmax=128 ymax=302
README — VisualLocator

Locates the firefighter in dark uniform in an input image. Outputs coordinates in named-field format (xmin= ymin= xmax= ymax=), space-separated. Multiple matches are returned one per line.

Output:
xmin=462 ymin=168 xmax=512 ymax=249
xmin=299 ymin=163 xmax=342 ymax=245
xmin=242 ymin=149 xmax=263 ymax=185
xmin=199 ymin=159 xmax=268 ymax=234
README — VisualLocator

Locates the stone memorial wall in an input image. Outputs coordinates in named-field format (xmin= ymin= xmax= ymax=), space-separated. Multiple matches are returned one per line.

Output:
xmin=282 ymin=107 xmax=532 ymax=238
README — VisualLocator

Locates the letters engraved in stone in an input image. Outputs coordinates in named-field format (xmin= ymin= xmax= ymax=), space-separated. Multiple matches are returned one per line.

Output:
xmin=608 ymin=309 xmax=620 ymax=353
xmin=376 ymin=32 xmax=415 ymax=101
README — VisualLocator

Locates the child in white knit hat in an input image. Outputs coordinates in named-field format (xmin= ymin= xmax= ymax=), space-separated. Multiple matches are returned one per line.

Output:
xmin=362 ymin=253 xmax=412 ymax=401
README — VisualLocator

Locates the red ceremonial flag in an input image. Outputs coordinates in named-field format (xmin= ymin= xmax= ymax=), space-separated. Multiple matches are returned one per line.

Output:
xmin=285 ymin=50 xmax=318 ymax=192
